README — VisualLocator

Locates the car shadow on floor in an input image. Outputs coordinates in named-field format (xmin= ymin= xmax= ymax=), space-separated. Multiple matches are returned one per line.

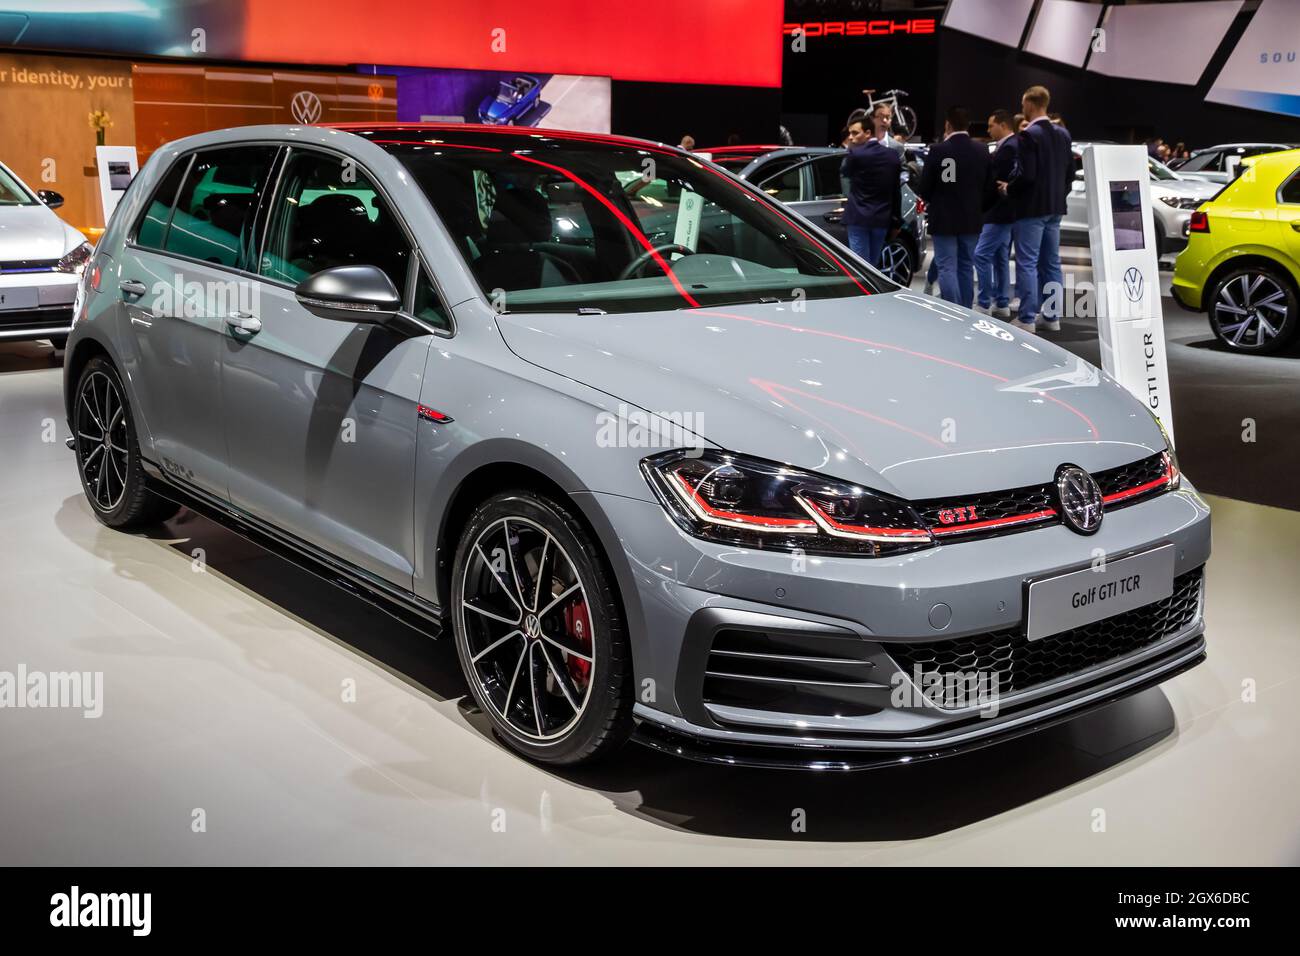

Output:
xmin=0 ymin=340 xmax=64 ymax=373
xmin=59 ymin=498 xmax=1181 ymax=843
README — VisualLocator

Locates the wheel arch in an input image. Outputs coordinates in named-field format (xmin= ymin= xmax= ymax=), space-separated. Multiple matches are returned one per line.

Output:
xmin=1203 ymin=249 xmax=1300 ymax=307
xmin=425 ymin=441 xmax=646 ymax=663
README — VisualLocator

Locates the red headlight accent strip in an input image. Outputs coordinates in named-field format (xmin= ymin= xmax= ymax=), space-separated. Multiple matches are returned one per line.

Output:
xmin=670 ymin=472 xmax=817 ymax=532
xmin=795 ymin=496 xmax=932 ymax=541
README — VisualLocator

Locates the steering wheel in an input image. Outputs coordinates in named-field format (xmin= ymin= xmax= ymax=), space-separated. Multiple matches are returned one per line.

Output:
xmin=617 ymin=244 xmax=694 ymax=281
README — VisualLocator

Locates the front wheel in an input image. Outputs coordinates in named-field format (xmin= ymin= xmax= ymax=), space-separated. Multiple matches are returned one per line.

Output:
xmin=1207 ymin=266 xmax=1298 ymax=354
xmin=450 ymin=490 xmax=633 ymax=766
xmin=893 ymin=105 xmax=917 ymax=141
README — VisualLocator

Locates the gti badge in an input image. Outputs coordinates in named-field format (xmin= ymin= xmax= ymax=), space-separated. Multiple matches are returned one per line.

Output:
xmin=1055 ymin=465 xmax=1104 ymax=535
xmin=1123 ymin=267 xmax=1144 ymax=303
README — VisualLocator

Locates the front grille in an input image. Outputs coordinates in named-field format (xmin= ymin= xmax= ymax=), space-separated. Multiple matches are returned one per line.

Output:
xmin=703 ymin=627 xmax=883 ymax=718
xmin=887 ymin=567 xmax=1203 ymax=708
xmin=913 ymin=452 xmax=1170 ymax=541
xmin=0 ymin=258 xmax=58 ymax=274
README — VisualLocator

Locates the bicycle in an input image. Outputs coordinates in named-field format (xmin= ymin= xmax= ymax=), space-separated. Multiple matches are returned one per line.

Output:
xmin=861 ymin=88 xmax=918 ymax=141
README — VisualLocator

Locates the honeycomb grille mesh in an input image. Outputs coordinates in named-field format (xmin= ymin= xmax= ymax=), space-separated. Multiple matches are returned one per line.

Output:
xmin=887 ymin=567 xmax=1203 ymax=708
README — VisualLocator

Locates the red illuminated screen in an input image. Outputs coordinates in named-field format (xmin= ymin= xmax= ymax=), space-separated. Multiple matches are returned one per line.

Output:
xmin=243 ymin=0 xmax=784 ymax=87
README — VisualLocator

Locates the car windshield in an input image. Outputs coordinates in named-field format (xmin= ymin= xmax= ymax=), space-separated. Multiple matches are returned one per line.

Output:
xmin=1148 ymin=157 xmax=1178 ymax=181
xmin=377 ymin=134 xmax=883 ymax=313
xmin=0 ymin=165 xmax=36 ymax=205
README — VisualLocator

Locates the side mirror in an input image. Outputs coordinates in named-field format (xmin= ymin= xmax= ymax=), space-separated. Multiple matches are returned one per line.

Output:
xmin=294 ymin=265 xmax=401 ymax=323
xmin=37 ymin=189 xmax=64 ymax=209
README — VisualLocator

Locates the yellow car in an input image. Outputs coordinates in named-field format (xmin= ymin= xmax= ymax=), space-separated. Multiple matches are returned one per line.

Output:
xmin=1172 ymin=148 xmax=1300 ymax=354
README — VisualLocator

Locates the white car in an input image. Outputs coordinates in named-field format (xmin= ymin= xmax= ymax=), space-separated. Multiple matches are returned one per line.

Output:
xmin=1064 ymin=144 xmax=1220 ymax=256
xmin=0 ymin=161 xmax=91 ymax=349
xmin=1170 ymin=142 xmax=1297 ymax=185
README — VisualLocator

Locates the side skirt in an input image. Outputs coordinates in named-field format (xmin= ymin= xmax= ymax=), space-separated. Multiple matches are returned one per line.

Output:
xmin=141 ymin=460 xmax=443 ymax=638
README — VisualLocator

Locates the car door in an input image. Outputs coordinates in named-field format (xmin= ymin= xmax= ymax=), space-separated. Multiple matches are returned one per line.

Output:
xmin=1275 ymin=163 xmax=1300 ymax=262
xmin=119 ymin=144 xmax=279 ymax=499
xmin=794 ymin=154 xmax=851 ymax=244
xmin=219 ymin=147 xmax=441 ymax=590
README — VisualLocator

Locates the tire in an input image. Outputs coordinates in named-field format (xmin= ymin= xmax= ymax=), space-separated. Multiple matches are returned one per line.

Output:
xmin=894 ymin=105 xmax=917 ymax=140
xmin=1207 ymin=265 xmax=1298 ymax=354
xmin=72 ymin=355 xmax=181 ymax=529
xmin=48 ymin=335 xmax=68 ymax=351
xmin=450 ymin=489 xmax=633 ymax=766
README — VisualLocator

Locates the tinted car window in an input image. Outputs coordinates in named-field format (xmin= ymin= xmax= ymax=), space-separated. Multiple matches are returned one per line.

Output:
xmin=412 ymin=265 xmax=452 ymax=332
xmin=1178 ymin=150 xmax=1220 ymax=173
xmin=754 ymin=160 xmax=802 ymax=202
xmin=386 ymin=140 xmax=883 ymax=314
xmin=134 ymin=156 xmax=190 ymax=250
xmin=163 ymin=146 xmax=277 ymax=268
xmin=812 ymin=155 xmax=847 ymax=199
xmin=1280 ymin=168 xmax=1300 ymax=204
xmin=260 ymin=149 xmax=410 ymax=294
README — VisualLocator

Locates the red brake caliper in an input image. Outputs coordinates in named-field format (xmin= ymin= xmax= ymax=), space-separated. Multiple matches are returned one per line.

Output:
xmin=563 ymin=599 xmax=592 ymax=688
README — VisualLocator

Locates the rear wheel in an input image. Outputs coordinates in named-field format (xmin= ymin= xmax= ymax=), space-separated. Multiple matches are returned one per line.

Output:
xmin=73 ymin=356 xmax=181 ymax=528
xmin=450 ymin=490 xmax=632 ymax=766
xmin=1208 ymin=266 xmax=1298 ymax=354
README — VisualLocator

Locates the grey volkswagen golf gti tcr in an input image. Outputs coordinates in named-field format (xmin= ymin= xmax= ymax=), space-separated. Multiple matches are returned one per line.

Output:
xmin=64 ymin=123 xmax=1210 ymax=769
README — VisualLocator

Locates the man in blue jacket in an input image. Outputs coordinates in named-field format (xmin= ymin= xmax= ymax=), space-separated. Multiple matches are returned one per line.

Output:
xmin=916 ymin=106 xmax=990 ymax=307
xmin=975 ymin=109 xmax=1018 ymax=318
xmin=840 ymin=115 xmax=902 ymax=269
xmin=1003 ymin=85 xmax=1073 ymax=332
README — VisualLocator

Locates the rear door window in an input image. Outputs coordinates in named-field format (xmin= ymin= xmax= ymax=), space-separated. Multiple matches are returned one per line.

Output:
xmin=134 ymin=156 xmax=191 ymax=250
xmin=163 ymin=146 xmax=278 ymax=269
xmin=812 ymin=156 xmax=847 ymax=199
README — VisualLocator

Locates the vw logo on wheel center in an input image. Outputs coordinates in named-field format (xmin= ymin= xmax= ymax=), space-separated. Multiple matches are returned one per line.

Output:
xmin=1055 ymin=465 xmax=1105 ymax=535
xmin=1123 ymin=266 xmax=1144 ymax=303
xmin=290 ymin=90 xmax=323 ymax=125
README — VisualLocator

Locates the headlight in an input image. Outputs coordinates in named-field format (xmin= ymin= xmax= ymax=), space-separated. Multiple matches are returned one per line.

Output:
xmin=641 ymin=449 xmax=935 ymax=557
xmin=56 ymin=241 xmax=93 ymax=274
xmin=1148 ymin=412 xmax=1181 ymax=491
xmin=1158 ymin=195 xmax=1202 ymax=210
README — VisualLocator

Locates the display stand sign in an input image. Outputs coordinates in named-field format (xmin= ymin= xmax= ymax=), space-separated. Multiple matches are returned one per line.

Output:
xmin=1082 ymin=144 xmax=1175 ymax=444
xmin=94 ymin=146 xmax=139 ymax=226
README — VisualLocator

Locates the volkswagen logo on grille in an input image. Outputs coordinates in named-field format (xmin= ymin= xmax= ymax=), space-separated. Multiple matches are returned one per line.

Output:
xmin=290 ymin=90 xmax=322 ymax=125
xmin=1055 ymin=464 xmax=1104 ymax=535
xmin=1123 ymin=267 xmax=1144 ymax=303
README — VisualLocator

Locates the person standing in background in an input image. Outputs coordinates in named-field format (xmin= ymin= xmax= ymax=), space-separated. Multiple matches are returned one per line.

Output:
xmin=916 ymin=106 xmax=989 ymax=307
xmin=871 ymin=102 xmax=907 ymax=159
xmin=840 ymin=115 xmax=902 ymax=269
xmin=1004 ymin=85 xmax=1072 ymax=332
xmin=679 ymin=135 xmax=695 ymax=152
xmin=974 ymin=109 xmax=1018 ymax=318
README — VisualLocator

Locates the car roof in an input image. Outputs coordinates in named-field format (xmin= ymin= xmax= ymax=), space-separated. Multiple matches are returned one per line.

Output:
xmin=326 ymin=122 xmax=686 ymax=156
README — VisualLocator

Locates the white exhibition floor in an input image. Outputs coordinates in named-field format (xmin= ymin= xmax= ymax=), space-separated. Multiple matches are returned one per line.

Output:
xmin=0 ymin=339 xmax=1297 ymax=866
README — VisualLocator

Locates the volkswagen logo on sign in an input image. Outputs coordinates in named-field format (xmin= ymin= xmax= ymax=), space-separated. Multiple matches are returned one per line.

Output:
xmin=290 ymin=90 xmax=323 ymax=125
xmin=1123 ymin=266 xmax=1144 ymax=303
xmin=1055 ymin=464 xmax=1104 ymax=535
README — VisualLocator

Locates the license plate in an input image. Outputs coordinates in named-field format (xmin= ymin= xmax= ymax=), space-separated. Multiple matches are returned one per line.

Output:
xmin=0 ymin=287 xmax=39 ymax=311
xmin=1026 ymin=543 xmax=1175 ymax=641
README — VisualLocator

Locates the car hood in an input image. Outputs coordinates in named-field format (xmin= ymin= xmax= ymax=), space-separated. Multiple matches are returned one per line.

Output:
xmin=496 ymin=293 xmax=1166 ymax=499
xmin=1155 ymin=177 xmax=1220 ymax=199
xmin=0 ymin=204 xmax=81 ymax=261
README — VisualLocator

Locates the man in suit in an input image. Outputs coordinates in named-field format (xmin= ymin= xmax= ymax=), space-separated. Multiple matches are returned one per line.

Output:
xmin=916 ymin=106 xmax=989 ymax=307
xmin=974 ymin=109 xmax=1019 ymax=318
xmin=1003 ymin=85 xmax=1073 ymax=332
xmin=840 ymin=115 xmax=902 ymax=269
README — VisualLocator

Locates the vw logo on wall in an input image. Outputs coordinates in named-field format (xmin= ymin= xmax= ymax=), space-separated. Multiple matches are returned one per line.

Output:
xmin=1123 ymin=267 xmax=1145 ymax=303
xmin=1055 ymin=465 xmax=1104 ymax=535
xmin=290 ymin=90 xmax=323 ymax=125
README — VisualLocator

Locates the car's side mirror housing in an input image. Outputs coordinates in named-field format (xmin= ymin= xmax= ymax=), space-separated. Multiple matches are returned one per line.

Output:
xmin=294 ymin=265 xmax=402 ymax=324
xmin=37 ymin=189 xmax=64 ymax=209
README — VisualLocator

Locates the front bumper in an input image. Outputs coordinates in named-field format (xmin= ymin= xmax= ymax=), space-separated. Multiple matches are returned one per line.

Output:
xmin=593 ymin=483 xmax=1211 ymax=765
xmin=0 ymin=272 xmax=77 ymax=340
